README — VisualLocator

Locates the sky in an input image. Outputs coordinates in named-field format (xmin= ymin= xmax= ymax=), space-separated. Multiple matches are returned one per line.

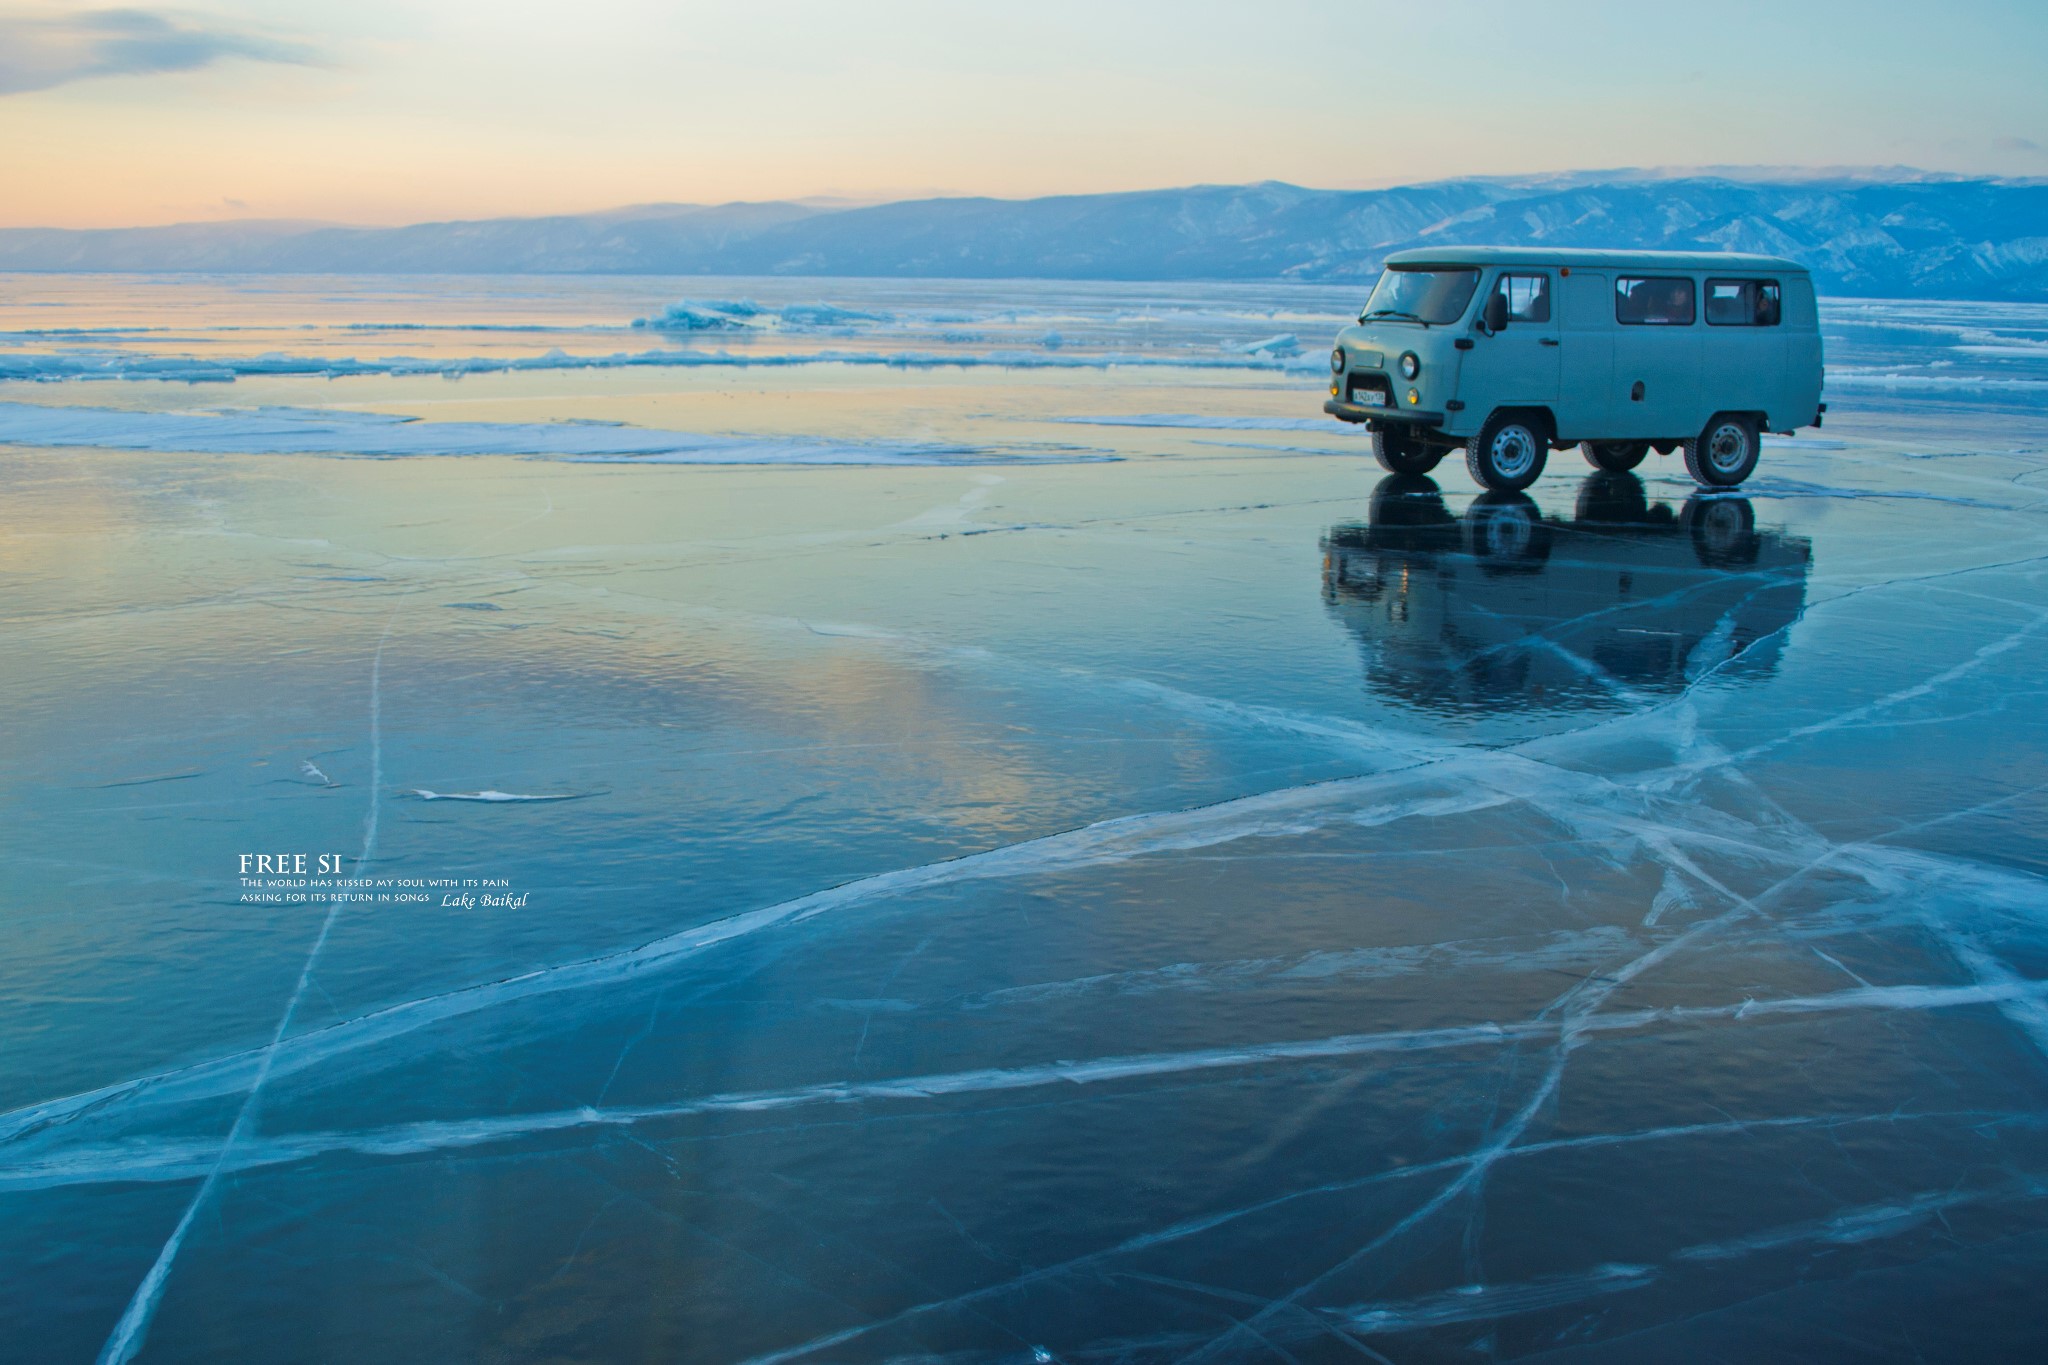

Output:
xmin=0 ymin=0 xmax=2043 ymax=228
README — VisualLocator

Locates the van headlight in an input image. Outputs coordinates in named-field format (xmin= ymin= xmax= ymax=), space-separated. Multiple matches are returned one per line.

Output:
xmin=1330 ymin=347 xmax=1346 ymax=374
xmin=1398 ymin=351 xmax=1420 ymax=381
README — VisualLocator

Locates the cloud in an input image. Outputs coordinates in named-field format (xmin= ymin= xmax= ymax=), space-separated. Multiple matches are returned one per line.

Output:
xmin=0 ymin=7 xmax=316 ymax=96
xmin=1994 ymin=135 xmax=2044 ymax=154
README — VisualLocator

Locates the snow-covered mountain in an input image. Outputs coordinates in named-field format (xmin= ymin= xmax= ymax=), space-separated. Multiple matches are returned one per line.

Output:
xmin=3 ymin=174 xmax=2044 ymax=298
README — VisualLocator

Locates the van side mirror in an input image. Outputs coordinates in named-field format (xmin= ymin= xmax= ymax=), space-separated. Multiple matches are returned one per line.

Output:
xmin=1482 ymin=293 xmax=1509 ymax=333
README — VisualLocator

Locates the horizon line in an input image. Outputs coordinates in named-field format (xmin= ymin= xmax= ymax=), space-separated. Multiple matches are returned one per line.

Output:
xmin=5 ymin=163 xmax=2040 ymax=235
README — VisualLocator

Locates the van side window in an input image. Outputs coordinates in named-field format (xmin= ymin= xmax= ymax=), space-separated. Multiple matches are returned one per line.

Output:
xmin=1615 ymin=276 xmax=1695 ymax=326
xmin=1705 ymin=278 xmax=1781 ymax=326
xmin=1494 ymin=273 xmax=1551 ymax=323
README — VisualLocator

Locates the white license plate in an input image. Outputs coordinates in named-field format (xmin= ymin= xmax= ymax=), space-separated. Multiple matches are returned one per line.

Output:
xmin=1351 ymin=390 xmax=1386 ymax=407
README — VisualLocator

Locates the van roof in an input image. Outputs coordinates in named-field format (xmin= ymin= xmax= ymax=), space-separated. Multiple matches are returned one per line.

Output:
xmin=1381 ymin=246 xmax=1807 ymax=273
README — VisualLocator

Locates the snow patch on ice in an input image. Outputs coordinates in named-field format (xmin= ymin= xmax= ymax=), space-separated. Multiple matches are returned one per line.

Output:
xmin=1759 ymin=436 xmax=1848 ymax=450
xmin=777 ymin=302 xmax=893 ymax=328
xmin=1826 ymin=369 xmax=2048 ymax=393
xmin=0 ymin=401 xmax=1108 ymax=467
xmin=411 ymin=790 xmax=584 ymax=803
xmin=631 ymin=300 xmax=760 ymax=331
xmin=632 ymin=299 xmax=892 ymax=332
xmin=1052 ymin=413 xmax=1335 ymax=431
xmin=1236 ymin=333 xmax=1300 ymax=357
xmin=0 ymin=346 xmax=1311 ymax=384
xmin=1722 ymin=475 xmax=2009 ymax=509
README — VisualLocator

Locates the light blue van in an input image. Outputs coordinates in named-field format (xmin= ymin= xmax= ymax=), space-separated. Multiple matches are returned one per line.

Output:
xmin=1324 ymin=248 xmax=1825 ymax=491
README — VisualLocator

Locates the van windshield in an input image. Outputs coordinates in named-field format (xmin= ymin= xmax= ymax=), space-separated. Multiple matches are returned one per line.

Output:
xmin=1360 ymin=267 xmax=1481 ymax=325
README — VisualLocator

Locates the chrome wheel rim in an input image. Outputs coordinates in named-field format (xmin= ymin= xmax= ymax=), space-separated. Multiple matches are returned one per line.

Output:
xmin=1706 ymin=423 xmax=1750 ymax=474
xmin=1489 ymin=426 xmax=1537 ymax=479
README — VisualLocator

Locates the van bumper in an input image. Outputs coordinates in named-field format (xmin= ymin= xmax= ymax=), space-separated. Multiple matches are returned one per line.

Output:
xmin=1324 ymin=399 xmax=1445 ymax=426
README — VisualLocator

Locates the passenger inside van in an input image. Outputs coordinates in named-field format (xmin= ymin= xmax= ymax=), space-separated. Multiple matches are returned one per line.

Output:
xmin=1703 ymin=279 xmax=1784 ymax=326
xmin=1615 ymin=276 xmax=1696 ymax=325
xmin=1648 ymin=279 xmax=1693 ymax=324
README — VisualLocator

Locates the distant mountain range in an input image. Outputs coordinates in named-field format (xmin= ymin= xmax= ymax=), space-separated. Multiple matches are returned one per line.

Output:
xmin=4 ymin=173 xmax=2046 ymax=299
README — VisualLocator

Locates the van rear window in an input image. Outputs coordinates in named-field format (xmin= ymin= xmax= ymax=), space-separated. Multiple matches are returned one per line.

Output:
xmin=1706 ymin=279 xmax=1782 ymax=326
xmin=1616 ymin=277 xmax=1695 ymax=326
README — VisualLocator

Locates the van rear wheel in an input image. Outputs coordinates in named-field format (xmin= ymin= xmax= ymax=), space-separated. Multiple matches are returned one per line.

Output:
xmin=1683 ymin=414 xmax=1760 ymax=487
xmin=1581 ymin=440 xmax=1649 ymax=472
xmin=1465 ymin=411 xmax=1549 ymax=492
xmin=1372 ymin=425 xmax=1443 ymax=475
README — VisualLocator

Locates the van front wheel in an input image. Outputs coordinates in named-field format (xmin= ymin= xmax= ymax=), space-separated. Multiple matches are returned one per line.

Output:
xmin=1465 ymin=411 xmax=1549 ymax=492
xmin=1581 ymin=440 xmax=1649 ymax=472
xmin=1372 ymin=425 xmax=1443 ymax=475
xmin=1683 ymin=415 xmax=1760 ymax=487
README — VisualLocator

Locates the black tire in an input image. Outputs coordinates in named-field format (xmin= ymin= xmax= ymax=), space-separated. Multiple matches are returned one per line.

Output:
xmin=1683 ymin=414 xmax=1760 ymax=487
xmin=1372 ymin=425 xmax=1444 ymax=475
xmin=1464 ymin=411 xmax=1549 ymax=492
xmin=1462 ymin=492 xmax=1552 ymax=569
xmin=1580 ymin=440 xmax=1649 ymax=472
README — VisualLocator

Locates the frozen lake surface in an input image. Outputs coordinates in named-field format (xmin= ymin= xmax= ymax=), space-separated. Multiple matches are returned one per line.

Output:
xmin=3 ymin=274 xmax=2048 ymax=1362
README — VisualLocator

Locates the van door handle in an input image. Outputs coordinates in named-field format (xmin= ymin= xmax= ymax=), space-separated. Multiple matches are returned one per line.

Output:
xmin=1538 ymin=338 xmax=1560 ymax=347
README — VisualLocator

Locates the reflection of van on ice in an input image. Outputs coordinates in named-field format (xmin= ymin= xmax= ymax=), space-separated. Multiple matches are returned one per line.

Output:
xmin=1323 ymin=248 xmax=1826 ymax=491
xmin=1320 ymin=472 xmax=1814 ymax=715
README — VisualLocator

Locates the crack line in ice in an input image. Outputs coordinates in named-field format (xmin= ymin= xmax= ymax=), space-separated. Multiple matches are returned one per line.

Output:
xmin=1310 ymin=1176 xmax=2048 ymax=1341
xmin=1331 ymin=1261 xmax=1657 ymax=1335
xmin=1649 ymin=605 xmax=2048 ymax=788
xmin=4 ymin=757 xmax=1569 ymax=1147
xmin=10 ymin=598 xmax=2045 ymax=1157
xmin=1424 ymin=564 xmax=1804 ymax=706
xmin=10 ymin=556 xmax=2047 ymax=1189
xmin=959 ymin=928 xmax=1637 ymax=1009
xmin=94 ymin=635 xmax=387 ymax=1365
xmin=725 ymin=1108 xmax=2030 ymax=1365
xmin=13 ymin=980 xmax=2047 ymax=1196
xmin=0 ymin=767 xmax=1507 ymax=1147
xmin=93 ymin=492 xmax=559 ymax=1364
xmin=1669 ymin=1179 xmax=2047 ymax=1263
xmin=1166 ymin=758 xmax=1940 ymax=1365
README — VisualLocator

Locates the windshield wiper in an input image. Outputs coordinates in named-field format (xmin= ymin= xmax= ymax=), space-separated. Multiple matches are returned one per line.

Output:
xmin=1361 ymin=309 xmax=1428 ymax=325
